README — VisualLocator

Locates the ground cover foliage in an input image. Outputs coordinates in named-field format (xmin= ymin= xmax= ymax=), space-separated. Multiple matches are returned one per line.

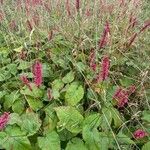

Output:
xmin=0 ymin=0 xmax=150 ymax=150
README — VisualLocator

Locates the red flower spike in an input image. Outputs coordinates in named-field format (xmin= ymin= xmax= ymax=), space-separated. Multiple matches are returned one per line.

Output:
xmin=128 ymin=33 xmax=137 ymax=47
xmin=113 ymin=88 xmax=129 ymax=108
xmin=66 ymin=0 xmax=71 ymax=16
xmin=99 ymin=21 xmax=110 ymax=49
xmin=0 ymin=112 xmax=9 ymax=130
xmin=133 ymin=129 xmax=148 ymax=139
xmin=33 ymin=60 xmax=43 ymax=87
xmin=89 ymin=49 xmax=97 ymax=71
xmin=139 ymin=20 xmax=150 ymax=33
xmin=97 ymin=55 xmax=110 ymax=82
xmin=20 ymin=75 xmax=32 ymax=91
xmin=76 ymin=0 xmax=80 ymax=11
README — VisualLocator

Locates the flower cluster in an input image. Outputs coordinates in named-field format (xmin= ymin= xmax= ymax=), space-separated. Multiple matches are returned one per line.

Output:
xmin=0 ymin=112 xmax=9 ymax=130
xmin=20 ymin=75 xmax=32 ymax=91
xmin=99 ymin=21 xmax=110 ymax=49
xmin=97 ymin=55 xmax=110 ymax=82
xmin=113 ymin=85 xmax=136 ymax=107
xmin=133 ymin=129 xmax=148 ymax=139
xmin=33 ymin=60 xmax=43 ymax=87
xmin=89 ymin=49 xmax=97 ymax=71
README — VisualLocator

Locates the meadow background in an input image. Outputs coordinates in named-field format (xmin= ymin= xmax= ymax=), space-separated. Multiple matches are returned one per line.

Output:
xmin=0 ymin=0 xmax=150 ymax=150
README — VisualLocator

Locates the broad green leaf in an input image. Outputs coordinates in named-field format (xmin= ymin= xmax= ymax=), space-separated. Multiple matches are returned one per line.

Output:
xmin=0 ymin=69 xmax=11 ymax=81
xmin=83 ymin=125 xmax=113 ymax=150
xmin=58 ymin=129 xmax=76 ymax=141
xmin=83 ymin=113 xmax=101 ymax=129
xmin=0 ymin=125 xmax=32 ymax=150
xmin=65 ymin=138 xmax=88 ymax=150
xmin=52 ymin=79 xmax=64 ymax=91
xmin=20 ymin=83 xmax=43 ymax=98
xmin=52 ymin=89 xmax=60 ymax=99
xmin=6 ymin=63 xmax=17 ymax=75
xmin=12 ymin=99 xmax=25 ymax=114
xmin=117 ymin=132 xmax=134 ymax=145
xmin=142 ymin=141 xmax=150 ymax=150
xmin=54 ymin=106 xmax=84 ymax=133
xmin=76 ymin=62 xmax=86 ymax=72
xmin=20 ymin=112 xmax=41 ymax=136
xmin=43 ymin=104 xmax=58 ymax=133
xmin=18 ymin=61 xmax=31 ymax=70
xmin=26 ymin=97 xmax=43 ymax=111
xmin=38 ymin=131 xmax=61 ymax=150
xmin=8 ymin=113 xmax=21 ymax=125
xmin=142 ymin=111 xmax=150 ymax=122
xmin=62 ymin=71 xmax=74 ymax=83
xmin=65 ymin=82 xmax=84 ymax=106
xmin=100 ymin=108 xmax=112 ymax=131
xmin=4 ymin=91 xmax=20 ymax=110
xmin=111 ymin=108 xmax=122 ymax=128
xmin=0 ymin=91 xmax=6 ymax=99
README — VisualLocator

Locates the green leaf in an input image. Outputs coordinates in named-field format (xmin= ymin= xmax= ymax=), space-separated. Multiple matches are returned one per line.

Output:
xmin=65 ymin=138 xmax=88 ymax=150
xmin=4 ymin=91 xmax=20 ymax=110
xmin=52 ymin=79 xmax=64 ymax=91
xmin=100 ymin=108 xmax=112 ymax=131
xmin=12 ymin=99 xmax=25 ymax=114
xmin=26 ymin=97 xmax=43 ymax=111
xmin=20 ymin=112 xmax=41 ymax=136
xmin=83 ymin=126 xmax=112 ymax=150
xmin=18 ymin=61 xmax=31 ymax=70
xmin=0 ymin=125 xmax=32 ymax=150
xmin=83 ymin=113 xmax=101 ymax=129
xmin=43 ymin=104 xmax=58 ymax=133
xmin=20 ymin=83 xmax=43 ymax=98
xmin=38 ymin=131 xmax=61 ymax=150
xmin=142 ymin=111 xmax=150 ymax=122
xmin=117 ymin=132 xmax=134 ymax=145
xmin=0 ymin=69 xmax=11 ymax=81
xmin=65 ymin=82 xmax=84 ymax=106
xmin=111 ymin=108 xmax=122 ymax=128
xmin=142 ymin=141 xmax=150 ymax=150
xmin=54 ymin=106 xmax=84 ymax=133
xmin=8 ymin=113 xmax=22 ymax=125
xmin=62 ymin=71 xmax=74 ymax=83
xmin=6 ymin=63 xmax=17 ymax=75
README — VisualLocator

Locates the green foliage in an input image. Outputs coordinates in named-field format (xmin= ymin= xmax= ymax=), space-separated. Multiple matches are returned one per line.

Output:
xmin=54 ymin=106 xmax=84 ymax=133
xmin=38 ymin=131 xmax=61 ymax=150
xmin=65 ymin=82 xmax=84 ymax=106
xmin=0 ymin=0 xmax=149 ymax=149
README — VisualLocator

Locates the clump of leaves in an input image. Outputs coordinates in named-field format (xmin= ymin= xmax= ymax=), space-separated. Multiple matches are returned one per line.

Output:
xmin=0 ymin=0 xmax=150 ymax=150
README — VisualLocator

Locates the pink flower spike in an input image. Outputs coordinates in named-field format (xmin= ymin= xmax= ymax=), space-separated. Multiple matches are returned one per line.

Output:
xmin=99 ymin=21 xmax=110 ymax=49
xmin=33 ymin=60 xmax=43 ymax=87
xmin=76 ymin=0 xmax=80 ymax=11
xmin=20 ymin=75 xmax=30 ymax=85
xmin=128 ymin=33 xmax=137 ymax=47
xmin=113 ymin=88 xmax=128 ymax=108
xmin=97 ymin=55 xmax=110 ymax=82
xmin=133 ymin=129 xmax=148 ymax=139
xmin=89 ymin=49 xmax=97 ymax=71
xmin=66 ymin=0 xmax=71 ymax=16
xmin=20 ymin=75 xmax=32 ymax=91
xmin=0 ymin=112 xmax=9 ymax=130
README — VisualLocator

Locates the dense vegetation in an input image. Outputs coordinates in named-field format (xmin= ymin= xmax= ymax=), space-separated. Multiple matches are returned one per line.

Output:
xmin=0 ymin=0 xmax=150 ymax=149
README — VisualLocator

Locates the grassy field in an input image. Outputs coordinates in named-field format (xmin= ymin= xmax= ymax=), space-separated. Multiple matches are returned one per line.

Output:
xmin=0 ymin=0 xmax=150 ymax=150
